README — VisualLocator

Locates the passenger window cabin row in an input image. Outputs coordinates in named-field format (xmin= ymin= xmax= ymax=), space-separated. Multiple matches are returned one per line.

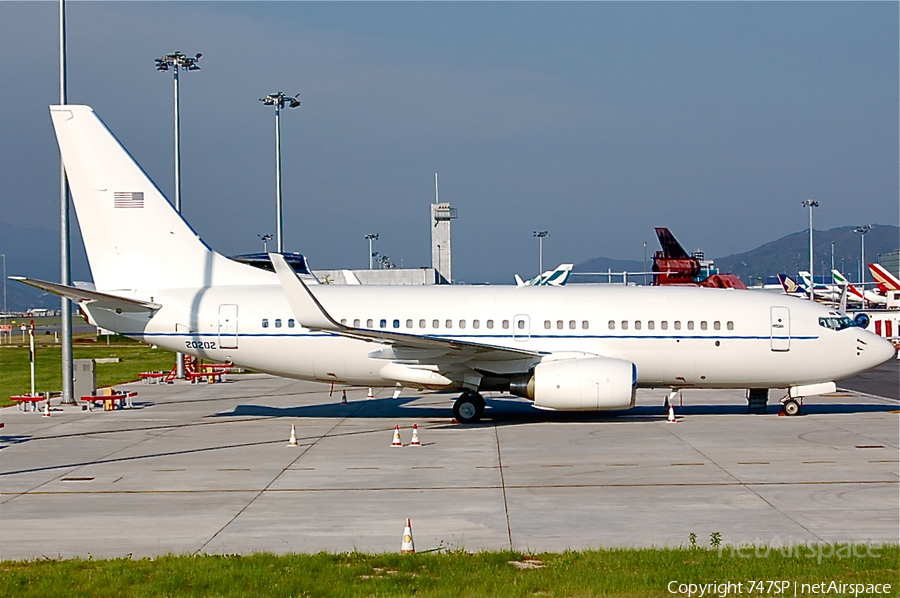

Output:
xmin=260 ymin=316 xmax=736 ymax=332
xmin=607 ymin=320 xmax=734 ymax=331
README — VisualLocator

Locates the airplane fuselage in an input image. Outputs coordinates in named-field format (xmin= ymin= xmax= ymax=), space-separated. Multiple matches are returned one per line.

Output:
xmin=86 ymin=283 xmax=887 ymax=391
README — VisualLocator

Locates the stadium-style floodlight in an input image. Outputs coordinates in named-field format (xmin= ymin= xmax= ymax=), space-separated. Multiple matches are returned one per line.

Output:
xmin=854 ymin=225 xmax=872 ymax=287
xmin=801 ymin=200 xmax=819 ymax=300
xmin=259 ymin=92 xmax=301 ymax=254
xmin=259 ymin=234 xmax=273 ymax=253
xmin=156 ymin=51 xmax=201 ymax=379
xmin=533 ymin=230 xmax=549 ymax=275
xmin=365 ymin=234 xmax=379 ymax=270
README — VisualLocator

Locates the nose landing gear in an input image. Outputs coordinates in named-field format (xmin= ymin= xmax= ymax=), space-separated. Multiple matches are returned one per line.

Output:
xmin=453 ymin=390 xmax=485 ymax=424
xmin=781 ymin=397 xmax=802 ymax=416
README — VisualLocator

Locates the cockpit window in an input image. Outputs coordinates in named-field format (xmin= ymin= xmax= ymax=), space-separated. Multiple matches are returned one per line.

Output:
xmin=818 ymin=316 xmax=855 ymax=331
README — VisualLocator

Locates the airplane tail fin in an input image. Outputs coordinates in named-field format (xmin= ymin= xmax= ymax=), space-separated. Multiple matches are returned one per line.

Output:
xmin=50 ymin=105 xmax=270 ymax=292
xmin=831 ymin=269 xmax=865 ymax=300
xmin=869 ymin=263 xmax=900 ymax=291
xmin=541 ymin=264 xmax=573 ymax=286
xmin=654 ymin=227 xmax=690 ymax=260
xmin=777 ymin=273 xmax=801 ymax=294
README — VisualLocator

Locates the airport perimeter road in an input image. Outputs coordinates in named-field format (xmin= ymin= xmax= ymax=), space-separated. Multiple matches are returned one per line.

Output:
xmin=0 ymin=375 xmax=897 ymax=559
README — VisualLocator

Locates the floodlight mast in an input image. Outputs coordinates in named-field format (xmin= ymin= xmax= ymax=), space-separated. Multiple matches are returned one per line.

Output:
xmin=259 ymin=92 xmax=300 ymax=254
xmin=533 ymin=230 xmax=549 ymax=276
xmin=154 ymin=52 xmax=201 ymax=213
xmin=801 ymin=200 xmax=819 ymax=301
xmin=156 ymin=51 xmax=200 ymax=380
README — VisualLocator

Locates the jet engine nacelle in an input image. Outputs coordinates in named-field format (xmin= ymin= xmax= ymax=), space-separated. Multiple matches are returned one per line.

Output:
xmin=511 ymin=356 xmax=637 ymax=411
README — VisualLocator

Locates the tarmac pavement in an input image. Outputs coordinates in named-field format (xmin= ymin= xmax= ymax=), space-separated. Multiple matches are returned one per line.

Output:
xmin=1 ymin=372 xmax=897 ymax=559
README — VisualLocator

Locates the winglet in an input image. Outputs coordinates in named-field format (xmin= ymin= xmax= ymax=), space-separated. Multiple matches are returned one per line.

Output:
xmin=269 ymin=253 xmax=341 ymax=331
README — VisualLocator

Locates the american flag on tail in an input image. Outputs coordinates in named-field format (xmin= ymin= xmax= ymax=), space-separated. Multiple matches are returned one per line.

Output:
xmin=113 ymin=191 xmax=144 ymax=208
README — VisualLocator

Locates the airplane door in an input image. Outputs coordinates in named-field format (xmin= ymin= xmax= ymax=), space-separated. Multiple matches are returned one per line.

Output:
xmin=513 ymin=314 xmax=530 ymax=342
xmin=218 ymin=304 xmax=238 ymax=349
xmin=770 ymin=306 xmax=790 ymax=352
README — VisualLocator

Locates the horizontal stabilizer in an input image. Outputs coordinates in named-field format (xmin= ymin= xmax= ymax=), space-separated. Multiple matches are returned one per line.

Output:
xmin=10 ymin=277 xmax=161 ymax=313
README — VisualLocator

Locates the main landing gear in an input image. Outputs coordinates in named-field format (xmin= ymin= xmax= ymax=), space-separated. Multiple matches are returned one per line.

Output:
xmin=453 ymin=390 xmax=485 ymax=424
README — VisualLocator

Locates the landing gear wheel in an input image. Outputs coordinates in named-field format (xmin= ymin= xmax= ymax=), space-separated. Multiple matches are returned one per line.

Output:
xmin=782 ymin=398 xmax=801 ymax=416
xmin=453 ymin=391 xmax=485 ymax=424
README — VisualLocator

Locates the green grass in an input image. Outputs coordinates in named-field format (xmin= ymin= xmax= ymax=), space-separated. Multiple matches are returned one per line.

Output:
xmin=0 ymin=335 xmax=177 ymax=407
xmin=0 ymin=546 xmax=896 ymax=598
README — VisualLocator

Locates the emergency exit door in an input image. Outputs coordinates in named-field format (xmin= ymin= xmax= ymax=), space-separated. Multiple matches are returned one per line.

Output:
xmin=218 ymin=304 xmax=239 ymax=349
xmin=770 ymin=306 xmax=790 ymax=352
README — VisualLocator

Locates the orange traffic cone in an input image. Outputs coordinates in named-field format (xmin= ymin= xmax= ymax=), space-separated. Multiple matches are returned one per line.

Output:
xmin=42 ymin=401 xmax=51 ymax=418
xmin=409 ymin=424 xmax=421 ymax=447
xmin=288 ymin=424 xmax=298 ymax=446
xmin=666 ymin=404 xmax=677 ymax=423
xmin=367 ymin=387 xmax=375 ymax=399
xmin=391 ymin=424 xmax=403 ymax=447
xmin=401 ymin=518 xmax=415 ymax=554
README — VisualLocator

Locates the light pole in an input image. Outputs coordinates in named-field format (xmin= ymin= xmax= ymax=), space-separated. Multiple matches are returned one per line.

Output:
xmin=59 ymin=0 xmax=76 ymax=402
xmin=259 ymin=92 xmax=300 ymax=254
xmin=154 ymin=52 xmax=201 ymax=213
xmin=1 ymin=253 xmax=6 ymax=343
xmin=854 ymin=225 xmax=871 ymax=287
xmin=643 ymin=241 xmax=648 ymax=286
xmin=533 ymin=230 xmax=549 ymax=275
xmin=365 ymin=234 xmax=379 ymax=270
xmin=156 ymin=51 xmax=200 ymax=380
xmin=801 ymin=200 xmax=818 ymax=301
xmin=258 ymin=234 xmax=273 ymax=253
xmin=830 ymin=241 xmax=835 ymax=278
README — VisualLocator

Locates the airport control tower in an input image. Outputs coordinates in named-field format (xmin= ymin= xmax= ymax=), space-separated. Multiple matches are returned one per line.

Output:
xmin=431 ymin=174 xmax=457 ymax=284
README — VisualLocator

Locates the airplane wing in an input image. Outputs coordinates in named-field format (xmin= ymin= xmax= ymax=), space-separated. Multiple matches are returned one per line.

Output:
xmin=269 ymin=253 xmax=541 ymax=361
xmin=10 ymin=277 xmax=161 ymax=313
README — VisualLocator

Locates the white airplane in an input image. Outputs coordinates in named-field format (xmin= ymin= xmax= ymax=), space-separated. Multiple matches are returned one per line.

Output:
xmin=13 ymin=106 xmax=896 ymax=422
xmin=514 ymin=264 xmax=574 ymax=287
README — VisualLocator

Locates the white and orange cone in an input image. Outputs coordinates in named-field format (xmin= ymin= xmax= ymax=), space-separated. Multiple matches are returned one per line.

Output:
xmin=666 ymin=404 xmax=677 ymax=423
xmin=288 ymin=424 xmax=298 ymax=446
xmin=42 ymin=401 xmax=51 ymax=418
xmin=401 ymin=518 xmax=415 ymax=554
xmin=391 ymin=424 xmax=403 ymax=447
xmin=409 ymin=424 xmax=421 ymax=447
xmin=367 ymin=387 xmax=375 ymax=399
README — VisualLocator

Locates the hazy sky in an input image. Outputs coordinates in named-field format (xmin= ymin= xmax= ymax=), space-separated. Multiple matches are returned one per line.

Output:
xmin=1 ymin=1 xmax=897 ymax=283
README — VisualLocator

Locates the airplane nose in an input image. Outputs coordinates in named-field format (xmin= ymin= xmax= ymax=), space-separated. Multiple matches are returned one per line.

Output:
xmin=866 ymin=334 xmax=898 ymax=368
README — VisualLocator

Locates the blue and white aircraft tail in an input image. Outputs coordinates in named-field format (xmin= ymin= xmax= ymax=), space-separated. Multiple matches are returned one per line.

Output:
xmin=515 ymin=264 xmax=574 ymax=287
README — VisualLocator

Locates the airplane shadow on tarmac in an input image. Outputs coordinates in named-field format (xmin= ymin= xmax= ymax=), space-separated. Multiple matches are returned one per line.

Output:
xmin=215 ymin=394 xmax=899 ymax=426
